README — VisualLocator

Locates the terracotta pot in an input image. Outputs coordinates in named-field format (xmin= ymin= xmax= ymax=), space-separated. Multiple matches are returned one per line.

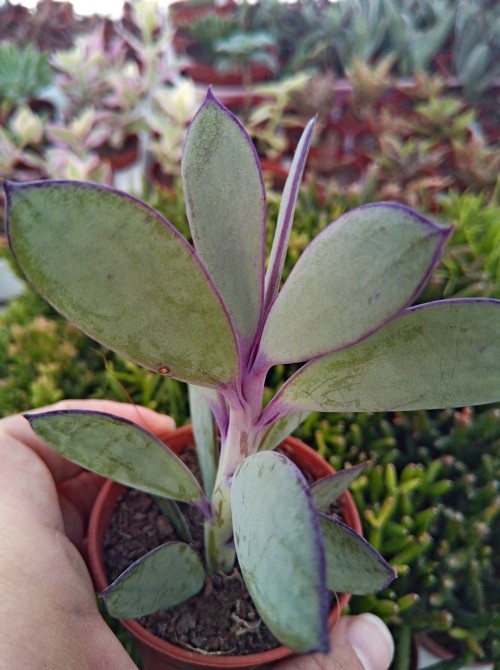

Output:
xmin=98 ymin=134 xmax=140 ymax=172
xmin=149 ymin=161 xmax=177 ymax=194
xmin=169 ymin=0 xmax=237 ymax=29
xmin=88 ymin=426 xmax=362 ymax=670
xmin=260 ymin=159 xmax=290 ymax=191
xmin=416 ymin=633 xmax=494 ymax=669
xmin=181 ymin=62 xmax=274 ymax=87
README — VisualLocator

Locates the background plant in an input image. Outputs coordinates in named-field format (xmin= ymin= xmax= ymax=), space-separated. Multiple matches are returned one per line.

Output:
xmin=0 ymin=42 xmax=53 ymax=110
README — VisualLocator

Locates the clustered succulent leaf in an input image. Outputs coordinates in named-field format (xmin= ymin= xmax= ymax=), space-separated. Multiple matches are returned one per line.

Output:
xmin=5 ymin=91 xmax=500 ymax=654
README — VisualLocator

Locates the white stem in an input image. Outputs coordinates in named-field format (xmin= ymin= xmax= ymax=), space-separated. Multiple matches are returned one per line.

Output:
xmin=204 ymin=368 xmax=267 ymax=572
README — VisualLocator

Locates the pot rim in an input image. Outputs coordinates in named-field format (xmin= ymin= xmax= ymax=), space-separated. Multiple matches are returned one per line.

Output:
xmin=87 ymin=425 xmax=361 ymax=668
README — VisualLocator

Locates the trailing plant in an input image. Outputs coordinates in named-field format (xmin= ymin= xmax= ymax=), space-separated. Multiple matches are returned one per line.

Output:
xmin=5 ymin=91 xmax=500 ymax=655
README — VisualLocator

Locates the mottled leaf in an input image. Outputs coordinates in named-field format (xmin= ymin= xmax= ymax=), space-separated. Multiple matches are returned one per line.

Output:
xmin=268 ymin=299 xmax=500 ymax=414
xmin=26 ymin=410 xmax=205 ymax=504
xmin=258 ymin=411 xmax=310 ymax=452
xmin=5 ymin=180 xmax=238 ymax=389
xmin=102 ymin=542 xmax=205 ymax=618
xmin=232 ymin=451 xmax=329 ymax=653
xmin=182 ymin=90 xmax=266 ymax=349
xmin=311 ymin=464 xmax=366 ymax=510
xmin=258 ymin=203 xmax=451 ymax=366
xmin=320 ymin=514 xmax=396 ymax=594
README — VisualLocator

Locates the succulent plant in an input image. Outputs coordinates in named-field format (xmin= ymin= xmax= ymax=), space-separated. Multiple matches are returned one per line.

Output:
xmin=4 ymin=91 xmax=500 ymax=655
xmin=0 ymin=42 xmax=53 ymax=113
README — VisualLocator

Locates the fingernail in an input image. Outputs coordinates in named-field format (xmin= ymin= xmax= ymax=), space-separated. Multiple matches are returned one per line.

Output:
xmin=347 ymin=614 xmax=395 ymax=670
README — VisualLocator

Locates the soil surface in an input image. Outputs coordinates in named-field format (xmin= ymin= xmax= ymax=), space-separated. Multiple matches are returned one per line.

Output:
xmin=102 ymin=445 xmax=342 ymax=656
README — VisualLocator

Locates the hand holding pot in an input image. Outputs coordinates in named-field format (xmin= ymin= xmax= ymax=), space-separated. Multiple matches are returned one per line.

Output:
xmin=0 ymin=399 xmax=394 ymax=670
xmin=277 ymin=613 xmax=395 ymax=670
xmin=0 ymin=399 xmax=175 ymax=670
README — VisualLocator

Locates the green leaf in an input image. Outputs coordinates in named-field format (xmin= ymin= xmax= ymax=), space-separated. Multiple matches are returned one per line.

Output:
xmin=26 ymin=410 xmax=205 ymax=504
xmin=5 ymin=180 xmax=238 ymax=389
xmin=232 ymin=451 xmax=329 ymax=653
xmin=258 ymin=203 xmax=451 ymax=366
xmin=264 ymin=117 xmax=315 ymax=308
xmin=270 ymin=299 xmax=500 ymax=413
xmin=257 ymin=411 xmax=310 ymax=452
xmin=102 ymin=542 xmax=205 ymax=618
xmin=188 ymin=384 xmax=217 ymax=496
xmin=320 ymin=514 xmax=395 ymax=594
xmin=311 ymin=464 xmax=366 ymax=509
xmin=181 ymin=90 xmax=266 ymax=348
xmin=153 ymin=497 xmax=193 ymax=544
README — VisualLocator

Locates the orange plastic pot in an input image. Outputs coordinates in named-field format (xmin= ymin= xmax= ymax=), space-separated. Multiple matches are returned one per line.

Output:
xmin=88 ymin=425 xmax=362 ymax=670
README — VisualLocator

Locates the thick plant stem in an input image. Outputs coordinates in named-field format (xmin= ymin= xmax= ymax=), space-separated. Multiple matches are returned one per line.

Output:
xmin=204 ymin=477 xmax=235 ymax=573
xmin=204 ymin=369 xmax=267 ymax=573
xmin=204 ymin=407 xmax=251 ymax=573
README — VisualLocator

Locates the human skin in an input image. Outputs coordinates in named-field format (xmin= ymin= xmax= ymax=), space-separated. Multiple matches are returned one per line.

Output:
xmin=0 ymin=399 xmax=393 ymax=670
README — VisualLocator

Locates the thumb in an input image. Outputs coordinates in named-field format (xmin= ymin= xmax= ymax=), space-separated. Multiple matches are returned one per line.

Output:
xmin=274 ymin=614 xmax=394 ymax=670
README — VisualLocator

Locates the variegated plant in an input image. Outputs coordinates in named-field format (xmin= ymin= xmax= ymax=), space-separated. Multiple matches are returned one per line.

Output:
xmin=4 ymin=91 xmax=500 ymax=654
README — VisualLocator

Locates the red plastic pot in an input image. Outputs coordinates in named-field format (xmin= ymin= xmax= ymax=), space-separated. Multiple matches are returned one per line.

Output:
xmin=88 ymin=425 xmax=363 ymax=670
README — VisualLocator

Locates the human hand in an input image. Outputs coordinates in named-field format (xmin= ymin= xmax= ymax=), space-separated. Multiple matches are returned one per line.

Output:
xmin=276 ymin=613 xmax=394 ymax=670
xmin=0 ymin=399 xmax=394 ymax=670
xmin=0 ymin=399 xmax=175 ymax=670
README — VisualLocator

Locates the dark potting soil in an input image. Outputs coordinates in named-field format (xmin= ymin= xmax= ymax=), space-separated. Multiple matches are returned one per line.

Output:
xmin=102 ymin=445 xmax=343 ymax=656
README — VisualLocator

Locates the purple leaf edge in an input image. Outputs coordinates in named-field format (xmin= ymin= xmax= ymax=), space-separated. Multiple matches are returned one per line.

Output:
xmin=101 ymin=540 xmax=203 ymax=603
xmin=182 ymin=90 xmax=268 ymax=354
xmin=310 ymin=463 xmax=367 ymax=502
xmin=4 ymin=179 xmax=242 ymax=396
xmin=264 ymin=296 xmax=500 ymax=424
xmin=25 ymin=408 xmax=208 ymax=508
xmin=319 ymin=512 xmax=397 ymax=592
xmin=261 ymin=451 xmax=331 ymax=653
xmin=256 ymin=201 xmax=453 ymax=372
xmin=264 ymin=116 xmax=316 ymax=310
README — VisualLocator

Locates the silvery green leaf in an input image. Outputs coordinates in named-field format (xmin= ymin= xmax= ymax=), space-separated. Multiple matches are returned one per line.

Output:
xmin=5 ymin=180 xmax=238 ymax=389
xmin=320 ymin=514 xmax=396 ymax=594
xmin=153 ymin=497 xmax=193 ymax=544
xmin=26 ymin=410 xmax=205 ymax=504
xmin=188 ymin=384 xmax=217 ymax=496
xmin=257 ymin=203 xmax=451 ymax=366
xmin=264 ymin=117 xmax=315 ymax=308
xmin=102 ymin=542 xmax=205 ymax=618
xmin=232 ymin=451 xmax=329 ymax=653
xmin=182 ymin=90 xmax=266 ymax=350
xmin=257 ymin=411 xmax=310 ymax=452
xmin=267 ymin=299 xmax=500 ymax=414
xmin=311 ymin=464 xmax=366 ymax=510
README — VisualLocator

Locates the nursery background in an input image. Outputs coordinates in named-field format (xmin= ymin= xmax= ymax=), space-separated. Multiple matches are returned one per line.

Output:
xmin=0 ymin=0 xmax=499 ymax=668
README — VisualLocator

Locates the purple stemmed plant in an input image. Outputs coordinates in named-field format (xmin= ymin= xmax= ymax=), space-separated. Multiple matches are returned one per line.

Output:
xmin=4 ymin=90 xmax=500 ymax=654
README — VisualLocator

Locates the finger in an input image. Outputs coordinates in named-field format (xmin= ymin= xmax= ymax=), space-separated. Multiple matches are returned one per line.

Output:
xmin=57 ymin=471 xmax=106 ymax=548
xmin=1 ymin=399 xmax=176 ymax=484
xmin=273 ymin=614 xmax=394 ymax=670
